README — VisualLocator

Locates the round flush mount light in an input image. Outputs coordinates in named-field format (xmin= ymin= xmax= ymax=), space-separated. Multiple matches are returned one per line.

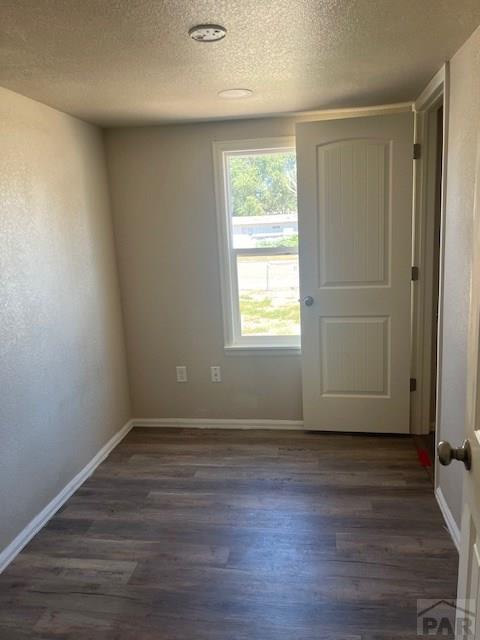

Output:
xmin=189 ymin=24 xmax=226 ymax=42
xmin=218 ymin=88 xmax=253 ymax=99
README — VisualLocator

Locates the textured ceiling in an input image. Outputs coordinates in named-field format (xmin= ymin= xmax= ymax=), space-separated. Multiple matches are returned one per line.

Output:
xmin=1 ymin=0 xmax=480 ymax=126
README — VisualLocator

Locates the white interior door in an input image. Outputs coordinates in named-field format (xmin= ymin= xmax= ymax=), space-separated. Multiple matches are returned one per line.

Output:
xmin=296 ymin=113 xmax=413 ymax=432
xmin=455 ymin=139 xmax=480 ymax=638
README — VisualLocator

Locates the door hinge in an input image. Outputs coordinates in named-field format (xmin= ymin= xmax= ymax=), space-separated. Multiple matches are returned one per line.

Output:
xmin=410 ymin=378 xmax=417 ymax=392
xmin=413 ymin=143 xmax=421 ymax=160
xmin=411 ymin=266 xmax=419 ymax=281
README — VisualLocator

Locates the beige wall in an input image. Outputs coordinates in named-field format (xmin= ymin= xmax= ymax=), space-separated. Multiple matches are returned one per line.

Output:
xmin=437 ymin=25 xmax=480 ymax=527
xmin=105 ymin=118 xmax=302 ymax=420
xmin=0 ymin=87 xmax=130 ymax=552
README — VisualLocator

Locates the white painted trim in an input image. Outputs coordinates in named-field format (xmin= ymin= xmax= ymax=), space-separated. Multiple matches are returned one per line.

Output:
xmin=433 ymin=63 xmax=450 ymax=474
xmin=132 ymin=418 xmax=304 ymax=430
xmin=435 ymin=486 xmax=460 ymax=551
xmin=224 ymin=345 xmax=301 ymax=355
xmin=415 ymin=68 xmax=446 ymax=112
xmin=410 ymin=63 xmax=448 ymax=436
xmin=293 ymin=101 xmax=413 ymax=122
xmin=212 ymin=136 xmax=300 ymax=351
xmin=176 ymin=102 xmax=413 ymax=125
xmin=0 ymin=419 xmax=134 ymax=574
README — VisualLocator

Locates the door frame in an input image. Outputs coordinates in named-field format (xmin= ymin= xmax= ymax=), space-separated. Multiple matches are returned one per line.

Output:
xmin=410 ymin=64 xmax=450 ymax=436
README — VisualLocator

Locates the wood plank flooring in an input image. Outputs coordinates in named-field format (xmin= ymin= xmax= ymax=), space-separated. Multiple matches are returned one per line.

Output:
xmin=0 ymin=428 xmax=458 ymax=639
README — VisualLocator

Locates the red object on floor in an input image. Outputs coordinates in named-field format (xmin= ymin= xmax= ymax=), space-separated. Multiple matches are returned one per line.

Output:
xmin=417 ymin=448 xmax=432 ymax=467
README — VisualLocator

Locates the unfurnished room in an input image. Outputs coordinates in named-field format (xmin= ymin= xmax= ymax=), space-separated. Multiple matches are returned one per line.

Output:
xmin=2 ymin=1 xmax=480 ymax=638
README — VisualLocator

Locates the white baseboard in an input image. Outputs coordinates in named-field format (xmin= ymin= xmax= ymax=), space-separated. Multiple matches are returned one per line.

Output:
xmin=435 ymin=486 xmax=461 ymax=551
xmin=0 ymin=419 xmax=134 ymax=574
xmin=132 ymin=417 xmax=305 ymax=430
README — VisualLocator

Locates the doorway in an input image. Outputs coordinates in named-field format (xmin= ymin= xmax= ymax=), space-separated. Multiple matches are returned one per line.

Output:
xmin=411 ymin=71 xmax=447 ymax=467
xmin=413 ymin=103 xmax=444 ymax=480
xmin=428 ymin=106 xmax=444 ymax=458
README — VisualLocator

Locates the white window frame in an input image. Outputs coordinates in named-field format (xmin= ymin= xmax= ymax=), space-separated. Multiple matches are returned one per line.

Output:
xmin=212 ymin=137 xmax=301 ymax=352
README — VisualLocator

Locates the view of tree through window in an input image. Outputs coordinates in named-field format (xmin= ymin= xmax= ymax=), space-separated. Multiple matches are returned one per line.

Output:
xmin=229 ymin=152 xmax=297 ymax=218
xmin=227 ymin=150 xmax=300 ymax=337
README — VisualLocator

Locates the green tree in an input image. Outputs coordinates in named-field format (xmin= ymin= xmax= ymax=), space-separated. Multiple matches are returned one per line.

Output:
xmin=228 ymin=152 xmax=297 ymax=216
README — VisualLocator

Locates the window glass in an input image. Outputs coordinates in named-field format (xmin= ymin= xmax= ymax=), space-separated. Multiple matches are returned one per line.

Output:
xmin=216 ymin=142 xmax=300 ymax=348
xmin=227 ymin=152 xmax=298 ymax=250
xmin=237 ymin=254 xmax=300 ymax=336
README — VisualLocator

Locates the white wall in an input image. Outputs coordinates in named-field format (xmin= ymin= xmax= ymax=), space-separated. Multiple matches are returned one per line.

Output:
xmin=0 ymin=87 xmax=131 ymax=552
xmin=105 ymin=117 xmax=302 ymax=420
xmin=437 ymin=25 xmax=480 ymax=528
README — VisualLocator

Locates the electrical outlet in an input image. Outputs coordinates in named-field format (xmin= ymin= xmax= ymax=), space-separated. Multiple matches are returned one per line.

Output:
xmin=210 ymin=366 xmax=221 ymax=383
xmin=176 ymin=365 xmax=187 ymax=383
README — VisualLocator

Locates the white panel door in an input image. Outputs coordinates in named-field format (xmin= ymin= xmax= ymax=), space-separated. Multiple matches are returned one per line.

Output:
xmin=455 ymin=141 xmax=480 ymax=639
xmin=296 ymin=113 xmax=413 ymax=432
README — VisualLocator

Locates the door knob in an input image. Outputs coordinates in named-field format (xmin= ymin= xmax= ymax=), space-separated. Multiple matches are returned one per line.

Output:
xmin=437 ymin=439 xmax=472 ymax=470
xmin=303 ymin=296 xmax=314 ymax=307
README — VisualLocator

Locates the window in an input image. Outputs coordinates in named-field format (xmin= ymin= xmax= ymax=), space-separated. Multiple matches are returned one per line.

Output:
xmin=213 ymin=138 xmax=300 ymax=350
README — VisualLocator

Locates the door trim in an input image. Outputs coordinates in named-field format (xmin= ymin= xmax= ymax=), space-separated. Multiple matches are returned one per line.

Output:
xmin=410 ymin=64 xmax=449 ymax=436
xmin=294 ymin=101 xmax=412 ymax=123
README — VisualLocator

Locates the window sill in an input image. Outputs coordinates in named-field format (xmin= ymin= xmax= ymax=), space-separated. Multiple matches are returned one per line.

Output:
xmin=224 ymin=344 xmax=301 ymax=355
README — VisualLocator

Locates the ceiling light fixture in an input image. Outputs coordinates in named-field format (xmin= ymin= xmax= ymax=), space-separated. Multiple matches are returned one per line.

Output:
xmin=218 ymin=88 xmax=253 ymax=99
xmin=189 ymin=24 xmax=227 ymax=42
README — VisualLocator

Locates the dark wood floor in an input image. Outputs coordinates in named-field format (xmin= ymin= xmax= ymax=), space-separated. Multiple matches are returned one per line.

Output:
xmin=0 ymin=428 xmax=458 ymax=639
